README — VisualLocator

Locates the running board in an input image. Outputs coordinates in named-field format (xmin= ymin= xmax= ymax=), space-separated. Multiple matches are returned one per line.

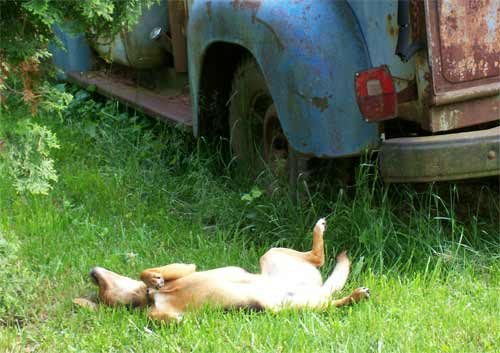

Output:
xmin=67 ymin=71 xmax=193 ymax=128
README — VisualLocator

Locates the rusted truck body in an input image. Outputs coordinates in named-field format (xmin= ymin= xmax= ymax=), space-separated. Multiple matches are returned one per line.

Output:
xmin=56 ymin=0 xmax=500 ymax=182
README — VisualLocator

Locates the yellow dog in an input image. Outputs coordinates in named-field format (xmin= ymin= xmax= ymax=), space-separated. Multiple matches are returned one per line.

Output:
xmin=75 ymin=218 xmax=370 ymax=322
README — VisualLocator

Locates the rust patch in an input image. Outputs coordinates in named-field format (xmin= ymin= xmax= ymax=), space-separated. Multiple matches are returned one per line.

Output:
xmin=206 ymin=1 xmax=212 ymax=20
xmin=231 ymin=0 xmax=261 ymax=11
xmin=426 ymin=94 xmax=500 ymax=132
xmin=387 ymin=13 xmax=397 ymax=37
xmin=297 ymin=91 xmax=330 ymax=112
xmin=425 ymin=0 xmax=499 ymax=100
xmin=66 ymin=71 xmax=193 ymax=128
xmin=437 ymin=0 xmax=500 ymax=83
xmin=410 ymin=0 xmax=425 ymax=42
xmin=231 ymin=0 xmax=261 ymax=22
xmin=311 ymin=96 xmax=329 ymax=112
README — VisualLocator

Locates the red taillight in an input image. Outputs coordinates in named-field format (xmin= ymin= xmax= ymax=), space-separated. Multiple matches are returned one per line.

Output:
xmin=355 ymin=65 xmax=396 ymax=122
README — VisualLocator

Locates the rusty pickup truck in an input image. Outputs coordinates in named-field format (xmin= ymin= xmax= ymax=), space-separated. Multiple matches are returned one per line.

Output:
xmin=52 ymin=0 xmax=500 ymax=182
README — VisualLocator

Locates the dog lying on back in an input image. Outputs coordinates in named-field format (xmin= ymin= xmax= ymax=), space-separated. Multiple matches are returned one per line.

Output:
xmin=75 ymin=218 xmax=370 ymax=322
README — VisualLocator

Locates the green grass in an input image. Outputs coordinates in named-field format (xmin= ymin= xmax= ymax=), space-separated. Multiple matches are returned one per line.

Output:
xmin=1 ymin=89 xmax=499 ymax=352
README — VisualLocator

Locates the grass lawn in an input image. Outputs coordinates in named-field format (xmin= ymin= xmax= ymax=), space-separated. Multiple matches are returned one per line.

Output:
xmin=1 ymin=90 xmax=499 ymax=352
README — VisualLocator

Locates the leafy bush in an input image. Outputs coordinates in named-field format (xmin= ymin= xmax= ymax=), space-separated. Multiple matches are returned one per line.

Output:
xmin=1 ymin=0 xmax=158 ymax=80
xmin=0 ymin=83 xmax=72 ymax=194
xmin=0 ymin=0 xmax=156 ymax=194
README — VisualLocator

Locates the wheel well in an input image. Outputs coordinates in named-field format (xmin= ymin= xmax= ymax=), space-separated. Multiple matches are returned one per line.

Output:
xmin=197 ymin=42 xmax=250 ymax=137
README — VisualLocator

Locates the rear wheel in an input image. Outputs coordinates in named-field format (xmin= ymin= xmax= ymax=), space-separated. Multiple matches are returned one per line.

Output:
xmin=228 ymin=59 xmax=305 ymax=186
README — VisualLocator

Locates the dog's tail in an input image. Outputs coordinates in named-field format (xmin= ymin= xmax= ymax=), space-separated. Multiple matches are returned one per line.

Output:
xmin=322 ymin=251 xmax=350 ymax=294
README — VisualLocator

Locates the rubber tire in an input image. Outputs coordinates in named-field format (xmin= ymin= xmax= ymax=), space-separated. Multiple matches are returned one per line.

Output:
xmin=228 ymin=58 xmax=309 ymax=193
xmin=228 ymin=58 xmax=273 ymax=174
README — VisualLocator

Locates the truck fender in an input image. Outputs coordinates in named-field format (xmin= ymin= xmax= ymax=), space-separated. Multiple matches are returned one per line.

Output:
xmin=187 ymin=0 xmax=379 ymax=157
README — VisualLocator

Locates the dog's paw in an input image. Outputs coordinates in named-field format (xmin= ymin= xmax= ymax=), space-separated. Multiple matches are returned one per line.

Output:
xmin=336 ymin=250 xmax=348 ymax=261
xmin=142 ymin=272 xmax=165 ymax=289
xmin=315 ymin=218 xmax=327 ymax=233
xmin=73 ymin=298 xmax=99 ymax=311
xmin=351 ymin=287 xmax=371 ymax=302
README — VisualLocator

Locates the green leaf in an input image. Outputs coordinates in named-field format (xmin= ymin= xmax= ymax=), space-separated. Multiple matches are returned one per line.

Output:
xmin=241 ymin=186 xmax=263 ymax=203
xmin=250 ymin=186 xmax=263 ymax=199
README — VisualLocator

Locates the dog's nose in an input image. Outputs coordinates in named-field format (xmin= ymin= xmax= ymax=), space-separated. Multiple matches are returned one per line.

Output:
xmin=89 ymin=267 xmax=101 ymax=285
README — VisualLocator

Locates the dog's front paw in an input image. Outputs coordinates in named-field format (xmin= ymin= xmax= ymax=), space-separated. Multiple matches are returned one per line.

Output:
xmin=142 ymin=272 xmax=165 ymax=289
xmin=351 ymin=287 xmax=370 ymax=302
xmin=73 ymin=298 xmax=99 ymax=311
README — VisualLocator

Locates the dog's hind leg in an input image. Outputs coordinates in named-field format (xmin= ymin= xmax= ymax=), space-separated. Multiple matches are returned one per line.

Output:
xmin=291 ymin=286 xmax=370 ymax=310
xmin=322 ymin=251 xmax=350 ymax=294
xmin=260 ymin=218 xmax=326 ymax=275
xmin=330 ymin=287 xmax=370 ymax=307
xmin=307 ymin=217 xmax=327 ymax=267
xmin=305 ymin=254 xmax=369 ymax=309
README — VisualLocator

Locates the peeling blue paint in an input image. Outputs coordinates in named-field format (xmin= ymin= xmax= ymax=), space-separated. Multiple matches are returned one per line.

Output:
xmin=187 ymin=0 xmax=402 ymax=158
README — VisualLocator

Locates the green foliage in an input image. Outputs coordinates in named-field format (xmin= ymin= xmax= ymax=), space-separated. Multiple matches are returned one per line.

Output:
xmin=0 ymin=228 xmax=37 ymax=327
xmin=0 ymin=0 xmax=156 ymax=195
xmin=6 ymin=121 xmax=60 ymax=195
xmin=0 ymin=83 xmax=72 ymax=195
xmin=0 ymin=0 xmax=157 ymax=68
xmin=0 ymin=0 xmax=157 ymax=107
xmin=241 ymin=186 xmax=263 ymax=203
xmin=37 ymin=83 xmax=74 ymax=117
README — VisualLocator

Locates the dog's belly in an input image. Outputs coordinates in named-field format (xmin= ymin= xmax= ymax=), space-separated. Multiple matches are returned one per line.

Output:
xmin=262 ymin=255 xmax=323 ymax=287
xmin=247 ymin=277 xmax=324 ymax=309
